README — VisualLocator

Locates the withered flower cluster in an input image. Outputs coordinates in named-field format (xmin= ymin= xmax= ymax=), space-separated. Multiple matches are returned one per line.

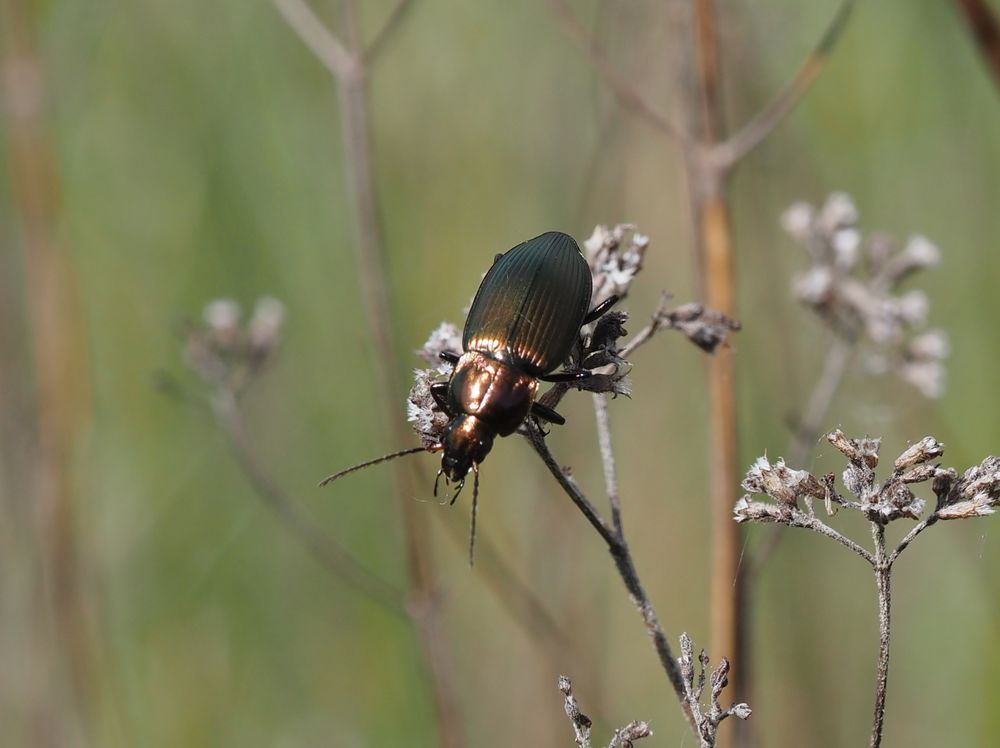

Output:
xmin=184 ymin=296 xmax=286 ymax=392
xmin=735 ymin=429 xmax=1000 ymax=530
xmin=678 ymin=633 xmax=751 ymax=748
xmin=781 ymin=193 xmax=948 ymax=397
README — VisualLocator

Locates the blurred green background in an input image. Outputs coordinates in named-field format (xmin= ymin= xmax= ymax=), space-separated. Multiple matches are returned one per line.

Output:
xmin=2 ymin=0 xmax=999 ymax=746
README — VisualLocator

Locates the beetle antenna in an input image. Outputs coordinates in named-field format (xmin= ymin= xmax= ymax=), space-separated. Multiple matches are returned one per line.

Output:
xmin=318 ymin=446 xmax=426 ymax=487
xmin=468 ymin=465 xmax=480 ymax=567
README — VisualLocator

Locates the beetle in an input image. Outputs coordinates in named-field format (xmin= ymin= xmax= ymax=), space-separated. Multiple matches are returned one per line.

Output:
xmin=320 ymin=231 xmax=617 ymax=556
xmin=429 ymin=230 xmax=616 ymax=493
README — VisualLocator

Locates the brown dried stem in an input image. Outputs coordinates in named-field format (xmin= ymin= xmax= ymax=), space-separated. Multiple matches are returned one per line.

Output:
xmin=1 ymin=0 xmax=95 ymax=740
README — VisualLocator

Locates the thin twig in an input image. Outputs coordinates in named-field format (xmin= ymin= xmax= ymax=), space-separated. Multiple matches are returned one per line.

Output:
xmin=525 ymin=420 xmax=695 ymax=731
xmin=888 ymin=514 xmax=939 ymax=565
xmin=273 ymin=0 xmax=355 ymax=79
xmin=210 ymin=390 xmax=406 ymax=613
xmin=712 ymin=0 xmax=857 ymax=168
xmin=870 ymin=522 xmax=892 ymax=748
xmin=364 ymin=0 xmax=415 ymax=64
xmin=543 ymin=0 xmax=683 ymax=139
xmin=592 ymin=394 xmax=623 ymax=536
xmin=524 ymin=420 xmax=616 ymax=547
xmin=741 ymin=506 xmax=874 ymax=564
xmin=619 ymin=295 xmax=673 ymax=358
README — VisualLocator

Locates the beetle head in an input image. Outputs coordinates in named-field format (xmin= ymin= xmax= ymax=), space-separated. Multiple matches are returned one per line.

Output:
xmin=439 ymin=414 xmax=495 ymax=483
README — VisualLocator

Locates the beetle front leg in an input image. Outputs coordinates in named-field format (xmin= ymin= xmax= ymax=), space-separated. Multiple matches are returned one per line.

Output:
xmin=538 ymin=369 xmax=593 ymax=384
xmin=430 ymin=382 xmax=452 ymax=414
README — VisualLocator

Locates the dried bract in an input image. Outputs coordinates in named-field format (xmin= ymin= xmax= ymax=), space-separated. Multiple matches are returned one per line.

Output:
xmin=894 ymin=436 xmax=945 ymax=472
xmin=662 ymin=303 xmax=741 ymax=354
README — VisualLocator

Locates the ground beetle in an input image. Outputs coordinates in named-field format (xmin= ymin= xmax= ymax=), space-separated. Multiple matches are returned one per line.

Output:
xmin=321 ymin=231 xmax=616 ymax=523
xmin=430 ymin=231 xmax=616 ymax=492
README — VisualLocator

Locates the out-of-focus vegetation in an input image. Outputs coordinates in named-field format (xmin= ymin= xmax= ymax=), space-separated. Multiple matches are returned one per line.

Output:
xmin=2 ymin=1 xmax=999 ymax=746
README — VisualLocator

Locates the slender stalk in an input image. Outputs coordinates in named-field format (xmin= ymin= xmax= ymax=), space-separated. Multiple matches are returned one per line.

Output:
xmin=543 ymin=0 xmax=682 ymax=139
xmin=712 ymin=0 xmax=857 ymax=168
xmin=210 ymin=391 xmax=406 ymax=612
xmin=525 ymin=420 xmax=695 ymax=731
xmin=870 ymin=523 xmax=892 ymax=748
xmin=683 ymin=8 xmax=745 ymax=741
xmin=274 ymin=2 xmax=463 ymax=744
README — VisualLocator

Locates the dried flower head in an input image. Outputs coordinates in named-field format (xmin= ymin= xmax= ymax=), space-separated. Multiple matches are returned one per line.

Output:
xmin=185 ymin=296 xmax=286 ymax=390
xmin=584 ymin=224 xmax=650 ymax=307
xmin=738 ymin=432 xmax=1000 ymax=529
xmin=781 ymin=193 xmax=948 ymax=397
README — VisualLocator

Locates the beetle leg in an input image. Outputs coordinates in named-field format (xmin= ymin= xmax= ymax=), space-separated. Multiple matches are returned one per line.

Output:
xmin=582 ymin=294 xmax=619 ymax=325
xmin=538 ymin=368 xmax=593 ymax=383
xmin=430 ymin=382 xmax=451 ymax=413
xmin=493 ymin=252 xmax=504 ymax=265
xmin=439 ymin=350 xmax=460 ymax=365
xmin=530 ymin=401 xmax=566 ymax=425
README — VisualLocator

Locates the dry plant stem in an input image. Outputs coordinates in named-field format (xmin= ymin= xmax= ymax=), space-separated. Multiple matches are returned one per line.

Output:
xmin=870 ymin=523 xmax=891 ymax=748
xmin=953 ymin=0 xmax=1000 ymax=90
xmin=209 ymin=390 xmax=406 ymax=613
xmin=364 ymin=0 xmax=414 ymax=64
xmin=1 ymin=0 xmax=95 ymax=739
xmin=525 ymin=420 xmax=696 ymax=731
xmin=543 ymin=0 xmax=683 ymax=139
xmin=710 ymin=0 xmax=857 ymax=167
xmin=274 ymin=3 xmax=463 ymax=745
xmin=685 ymin=4 xmax=744 ymax=734
xmin=593 ymin=394 xmax=623 ymax=535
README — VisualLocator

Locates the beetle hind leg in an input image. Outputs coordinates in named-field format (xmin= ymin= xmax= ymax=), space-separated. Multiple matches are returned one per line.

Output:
xmin=530 ymin=401 xmax=566 ymax=426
